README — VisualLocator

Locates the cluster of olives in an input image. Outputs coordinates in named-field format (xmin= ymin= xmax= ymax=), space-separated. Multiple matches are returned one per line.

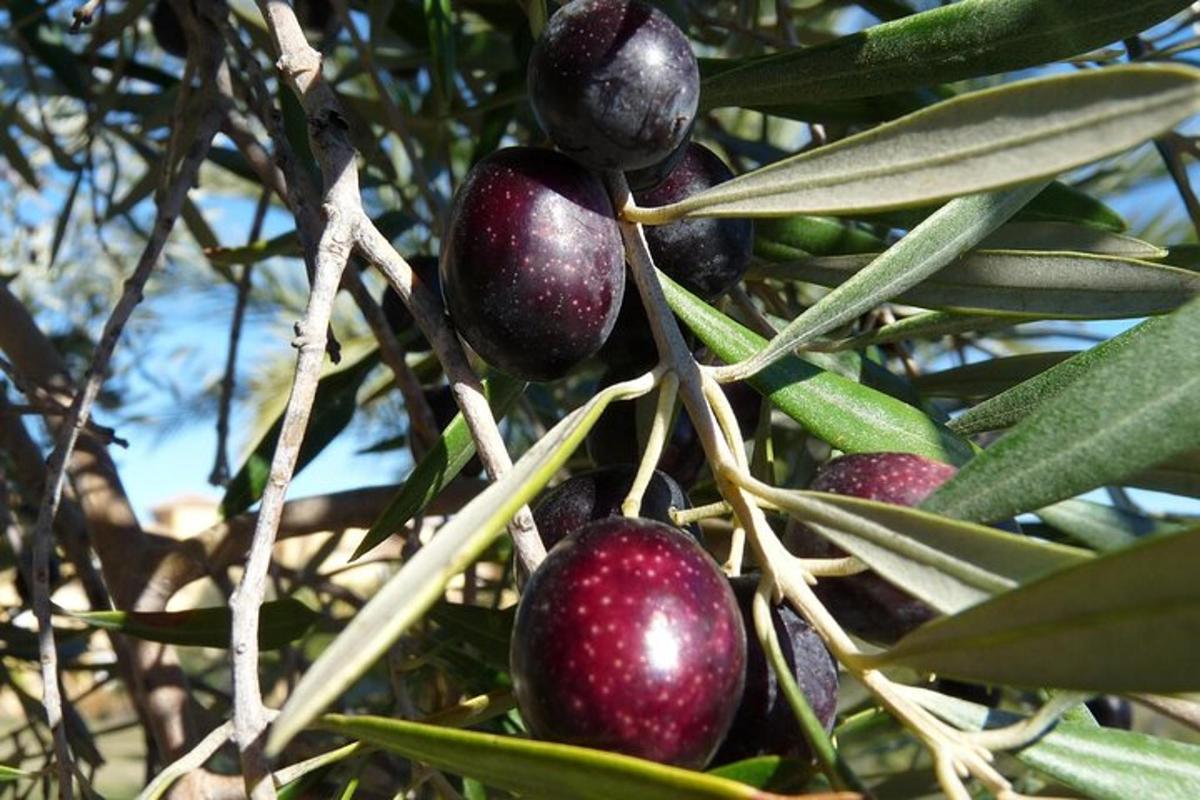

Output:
xmin=510 ymin=450 xmax=1006 ymax=766
xmin=441 ymin=0 xmax=753 ymax=384
xmin=512 ymin=465 xmax=839 ymax=768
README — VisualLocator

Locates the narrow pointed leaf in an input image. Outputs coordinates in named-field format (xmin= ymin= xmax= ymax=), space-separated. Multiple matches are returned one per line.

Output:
xmin=742 ymin=479 xmax=1088 ymax=615
xmin=661 ymin=273 xmax=974 ymax=465
xmin=862 ymin=181 xmax=1126 ymax=233
xmin=977 ymin=223 xmax=1165 ymax=258
xmin=758 ymin=250 xmax=1200 ymax=321
xmin=352 ymin=374 xmax=526 ymax=559
xmin=1037 ymin=499 xmax=1189 ymax=552
xmin=923 ymin=297 xmax=1200 ymax=522
xmin=0 ymin=122 xmax=40 ymax=190
xmin=49 ymin=169 xmax=83 ymax=268
xmin=867 ymin=528 xmax=1200 ymax=692
xmin=754 ymin=216 xmax=885 ymax=260
xmin=632 ymin=65 xmax=1200 ymax=222
xmin=914 ymin=352 xmax=1076 ymax=399
xmin=731 ymin=186 xmax=1045 ymax=378
xmin=949 ymin=318 xmax=1152 ymax=436
xmin=701 ymin=0 xmax=1192 ymax=109
xmin=1123 ymin=449 xmax=1200 ymax=499
xmin=317 ymin=715 xmax=846 ymax=800
xmin=424 ymin=0 xmax=456 ymax=111
xmin=267 ymin=376 xmax=655 ymax=755
xmin=0 ymin=765 xmax=32 ymax=783
xmin=914 ymin=690 xmax=1200 ymax=800
xmin=707 ymin=757 xmax=815 ymax=793
xmin=829 ymin=311 xmax=1019 ymax=350
xmin=71 ymin=597 xmax=318 ymax=650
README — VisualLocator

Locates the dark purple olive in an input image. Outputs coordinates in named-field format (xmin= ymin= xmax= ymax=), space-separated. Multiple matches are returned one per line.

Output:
xmin=511 ymin=517 xmax=745 ymax=768
xmin=798 ymin=453 xmax=957 ymax=644
xmin=150 ymin=0 xmax=188 ymax=58
xmin=1087 ymin=696 xmax=1133 ymax=730
xmin=533 ymin=465 xmax=701 ymax=550
xmin=712 ymin=576 xmax=838 ymax=765
xmin=442 ymin=147 xmax=625 ymax=381
xmin=625 ymin=127 xmax=693 ymax=193
xmin=634 ymin=143 xmax=753 ymax=300
xmin=527 ymin=0 xmax=699 ymax=171
xmin=380 ymin=254 xmax=440 ymax=352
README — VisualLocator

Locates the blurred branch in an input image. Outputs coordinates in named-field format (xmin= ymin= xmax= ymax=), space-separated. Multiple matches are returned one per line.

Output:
xmin=210 ymin=190 xmax=269 ymax=486
xmin=1127 ymin=37 xmax=1200 ymax=239
xmin=68 ymin=0 xmax=105 ymax=32
xmin=220 ymin=33 xmax=441 ymax=455
xmin=331 ymin=0 xmax=446 ymax=224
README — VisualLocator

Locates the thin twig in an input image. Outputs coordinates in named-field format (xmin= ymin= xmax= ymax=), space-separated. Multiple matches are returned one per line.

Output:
xmin=22 ymin=10 xmax=228 ymax=797
xmin=210 ymin=189 xmax=269 ymax=486
xmin=219 ymin=32 xmax=441 ymax=456
xmin=68 ymin=0 xmax=104 ymax=32
xmin=329 ymin=0 xmax=446 ymax=224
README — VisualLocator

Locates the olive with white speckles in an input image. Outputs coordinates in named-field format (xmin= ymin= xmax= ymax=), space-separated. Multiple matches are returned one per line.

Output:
xmin=511 ymin=517 xmax=745 ymax=768
xmin=712 ymin=576 xmax=839 ymax=766
xmin=797 ymin=452 xmax=957 ymax=643
xmin=442 ymin=147 xmax=625 ymax=382
xmin=635 ymin=142 xmax=753 ymax=300
xmin=528 ymin=0 xmax=700 ymax=171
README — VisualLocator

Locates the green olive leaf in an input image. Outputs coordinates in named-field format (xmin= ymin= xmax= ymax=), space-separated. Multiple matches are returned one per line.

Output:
xmin=661 ymin=272 xmax=974 ymax=465
xmin=912 ymin=689 xmax=1200 ymax=800
xmin=866 ymin=527 xmax=1200 ymax=692
xmin=316 ymin=714 xmax=841 ymax=800
xmin=758 ymin=250 xmax=1200 ymax=321
xmin=631 ymin=65 xmax=1200 ymax=222
xmin=70 ymin=597 xmax=318 ymax=650
xmin=701 ymin=0 xmax=1192 ymax=109
xmin=914 ymin=352 xmax=1076 ymax=399
xmin=923 ymin=296 xmax=1200 ymax=522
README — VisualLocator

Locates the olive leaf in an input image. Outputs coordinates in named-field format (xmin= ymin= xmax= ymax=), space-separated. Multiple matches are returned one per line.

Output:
xmin=1037 ymin=499 xmax=1189 ymax=552
xmin=700 ymin=0 xmax=1191 ymax=110
xmin=866 ymin=527 xmax=1200 ymax=693
xmin=722 ymin=186 xmax=1045 ymax=380
xmin=912 ymin=689 xmax=1200 ymax=800
xmin=630 ymin=65 xmax=1200 ymax=222
xmin=758 ymin=250 xmax=1200 ymax=321
xmin=739 ymin=476 xmax=1089 ymax=615
xmin=70 ymin=597 xmax=318 ymax=650
xmin=317 ymin=714 xmax=852 ymax=800
xmin=923 ymin=296 xmax=1200 ymax=522
xmin=661 ymin=272 xmax=974 ymax=465
xmin=914 ymin=352 xmax=1076 ymax=399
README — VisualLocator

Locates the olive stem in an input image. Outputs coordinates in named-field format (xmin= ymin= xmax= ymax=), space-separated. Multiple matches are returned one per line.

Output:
xmin=609 ymin=171 xmax=1024 ymax=800
xmin=621 ymin=371 xmax=678 ymax=518
xmin=671 ymin=500 xmax=733 ymax=525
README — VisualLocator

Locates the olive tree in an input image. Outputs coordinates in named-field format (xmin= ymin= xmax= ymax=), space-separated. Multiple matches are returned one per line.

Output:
xmin=1 ymin=0 xmax=1199 ymax=798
